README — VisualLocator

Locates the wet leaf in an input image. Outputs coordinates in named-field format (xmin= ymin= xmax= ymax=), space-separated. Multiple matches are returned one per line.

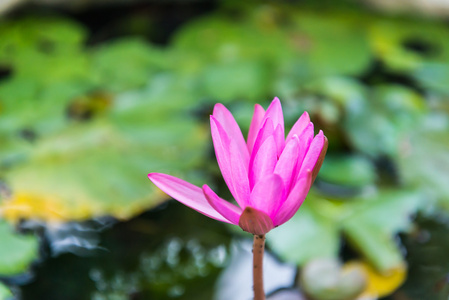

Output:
xmin=342 ymin=190 xmax=423 ymax=272
xmin=319 ymin=155 xmax=377 ymax=187
xmin=90 ymin=38 xmax=170 ymax=92
xmin=344 ymin=85 xmax=426 ymax=157
xmin=267 ymin=198 xmax=340 ymax=265
xmin=1 ymin=102 xmax=208 ymax=222
xmin=0 ymin=221 xmax=38 ymax=276
xmin=0 ymin=282 xmax=12 ymax=299
xmin=290 ymin=12 xmax=372 ymax=76
xmin=397 ymin=114 xmax=449 ymax=210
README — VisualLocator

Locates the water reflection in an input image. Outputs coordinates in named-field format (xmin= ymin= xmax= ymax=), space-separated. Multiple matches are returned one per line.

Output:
xmin=215 ymin=239 xmax=297 ymax=300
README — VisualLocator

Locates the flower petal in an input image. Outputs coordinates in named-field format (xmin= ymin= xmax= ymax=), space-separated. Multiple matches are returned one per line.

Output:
xmin=247 ymin=104 xmax=265 ymax=153
xmin=311 ymin=135 xmax=328 ymax=184
xmin=210 ymin=116 xmax=250 ymax=207
xmin=213 ymin=103 xmax=249 ymax=164
xmin=289 ymin=122 xmax=314 ymax=187
xmin=286 ymin=111 xmax=310 ymax=141
xmin=250 ymin=173 xmax=284 ymax=217
xmin=273 ymin=124 xmax=285 ymax=157
xmin=238 ymin=206 xmax=274 ymax=235
xmin=274 ymin=135 xmax=300 ymax=192
xmin=210 ymin=117 xmax=234 ymax=192
xmin=250 ymin=118 xmax=274 ymax=165
xmin=299 ymin=130 xmax=327 ymax=178
xmin=249 ymin=135 xmax=277 ymax=190
xmin=203 ymin=184 xmax=242 ymax=225
xmin=229 ymin=139 xmax=251 ymax=207
xmin=262 ymin=97 xmax=284 ymax=139
xmin=148 ymin=173 xmax=231 ymax=223
xmin=273 ymin=170 xmax=312 ymax=226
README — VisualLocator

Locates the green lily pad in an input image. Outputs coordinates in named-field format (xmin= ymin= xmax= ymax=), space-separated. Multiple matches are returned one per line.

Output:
xmin=342 ymin=189 xmax=423 ymax=272
xmin=90 ymin=38 xmax=171 ymax=92
xmin=267 ymin=197 xmax=340 ymax=265
xmin=1 ymin=83 xmax=208 ymax=221
xmin=397 ymin=112 xmax=449 ymax=210
xmin=0 ymin=282 xmax=12 ymax=299
xmin=0 ymin=221 xmax=38 ymax=276
xmin=344 ymin=85 xmax=426 ymax=157
xmin=290 ymin=11 xmax=372 ymax=76
xmin=319 ymin=155 xmax=377 ymax=187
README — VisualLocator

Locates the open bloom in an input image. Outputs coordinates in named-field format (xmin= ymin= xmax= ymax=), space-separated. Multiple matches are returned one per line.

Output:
xmin=148 ymin=97 xmax=327 ymax=235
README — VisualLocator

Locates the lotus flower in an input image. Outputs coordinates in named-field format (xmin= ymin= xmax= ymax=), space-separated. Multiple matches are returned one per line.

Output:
xmin=148 ymin=97 xmax=327 ymax=235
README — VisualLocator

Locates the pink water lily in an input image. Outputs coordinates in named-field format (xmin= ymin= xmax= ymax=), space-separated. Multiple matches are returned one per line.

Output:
xmin=148 ymin=97 xmax=327 ymax=235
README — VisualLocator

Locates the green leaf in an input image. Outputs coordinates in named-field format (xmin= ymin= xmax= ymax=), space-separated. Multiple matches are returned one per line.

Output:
xmin=0 ymin=221 xmax=38 ymax=276
xmin=342 ymin=190 xmax=423 ymax=272
xmin=397 ymin=115 xmax=449 ymax=210
xmin=200 ymin=61 xmax=269 ymax=102
xmin=344 ymin=85 xmax=426 ymax=157
xmin=2 ymin=110 xmax=208 ymax=222
xmin=267 ymin=198 xmax=340 ymax=265
xmin=90 ymin=38 xmax=170 ymax=92
xmin=0 ymin=282 xmax=12 ymax=299
xmin=319 ymin=155 xmax=377 ymax=187
xmin=291 ymin=12 xmax=372 ymax=76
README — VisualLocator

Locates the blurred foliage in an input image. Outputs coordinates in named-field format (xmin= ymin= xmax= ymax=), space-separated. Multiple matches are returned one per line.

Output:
xmin=0 ymin=221 xmax=38 ymax=275
xmin=0 ymin=282 xmax=12 ymax=300
xmin=0 ymin=1 xmax=448 ymax=299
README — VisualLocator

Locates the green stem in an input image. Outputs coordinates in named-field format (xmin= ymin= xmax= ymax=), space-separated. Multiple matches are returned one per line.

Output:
xmin=253 ymin=234 xmax=266 ymax=300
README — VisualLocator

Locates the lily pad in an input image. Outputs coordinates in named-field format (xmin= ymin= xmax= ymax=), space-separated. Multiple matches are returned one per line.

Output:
xmin=0 ymin=282 xmax=12 ymax=299
xmin=0 ymin=221 xmax=38 ymax=276
xmin=319 ymin=155 xmax=377 ymax=187
xmin=342 ymin=189 xmax=423 ymax=272
xmin=267 ymin=197 xmax=340 ymax=265
xmin=1 ymin=86 xmax=208 ymax=222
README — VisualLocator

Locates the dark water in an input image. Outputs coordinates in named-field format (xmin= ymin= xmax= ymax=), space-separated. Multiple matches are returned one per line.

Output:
xmin=8 ymin=202 xmax=449 ymax=300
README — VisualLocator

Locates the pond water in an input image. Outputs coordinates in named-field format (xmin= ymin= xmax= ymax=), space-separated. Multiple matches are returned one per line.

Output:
xmin=11 ymin=202 xmax=449 ymax=300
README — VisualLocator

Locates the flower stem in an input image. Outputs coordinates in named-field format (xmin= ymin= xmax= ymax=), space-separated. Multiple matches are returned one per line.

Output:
xmin=253 ymin=234 xmax=266 ymax=300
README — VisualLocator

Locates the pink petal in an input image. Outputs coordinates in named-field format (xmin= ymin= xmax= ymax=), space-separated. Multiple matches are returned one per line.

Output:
xmin=238 ymin=206 xmax=274 ymax=235
xmin=251 ymin=118 xmax=274 ymax=160
xmin=273 ymin=124 xmax=285 ymax=157
xmin=274 ymin=135 xmax=300 ymax=192
xmin=248 ymin=135 xmax=277 ymax=190
xmin=229 ymin=139 xmax=251 ymax=207
xmin=299 ymin=130 xmax=326 ymax=177
xmin=262 ymin=97 xmax=284 ymax=139
xmin=247 ymin=104 xmax=265 ymax=153
xmin=312 ymin=135 xmax=328 ymax=184
xmin=273 ymin=170 xmax=312 ymax=226
xmin=210 ymin=117 xmax=250 ymax=207
xmin=213 ymin=103 xmax=249 ymax=164
xmin=292 ymin=122 xmax=314 ymax=184
xmin=250 ymin=173 xmax=284 ymax=217
xmin=286 ymin=111 xmax=310 ymax=141
xmin=210 ymin=117 xmax=234 ymax=195
xmin=148 ymin=173 xmax=231 ymax=223
xmin=203 ymin=184 xmax=242 ymax=225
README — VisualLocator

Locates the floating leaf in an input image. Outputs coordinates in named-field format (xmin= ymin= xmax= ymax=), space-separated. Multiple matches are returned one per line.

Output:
xmin=0 ymin=221 xmax=38 ymax=276
xmin=319 ymin=155 xmax=377 ymax=187
xmin=290 ymin=12 xmax=372 ymax=76
xmin=0 ymin=282 xmax=12 ymax=299
xmin=397 ymin=114 xmax=449 ymax=210
xmin=1 ymin=101 xmax=208 ymax=222
xmin=342 ymin=190 xmax=423 ymax=272
xmin=344 ymin=85 xmax=426 ymax=157
xmin=90 ymin=38 xmax=171 ymax=92
xmin=267 ymin=198 xmax=340 ymax=265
